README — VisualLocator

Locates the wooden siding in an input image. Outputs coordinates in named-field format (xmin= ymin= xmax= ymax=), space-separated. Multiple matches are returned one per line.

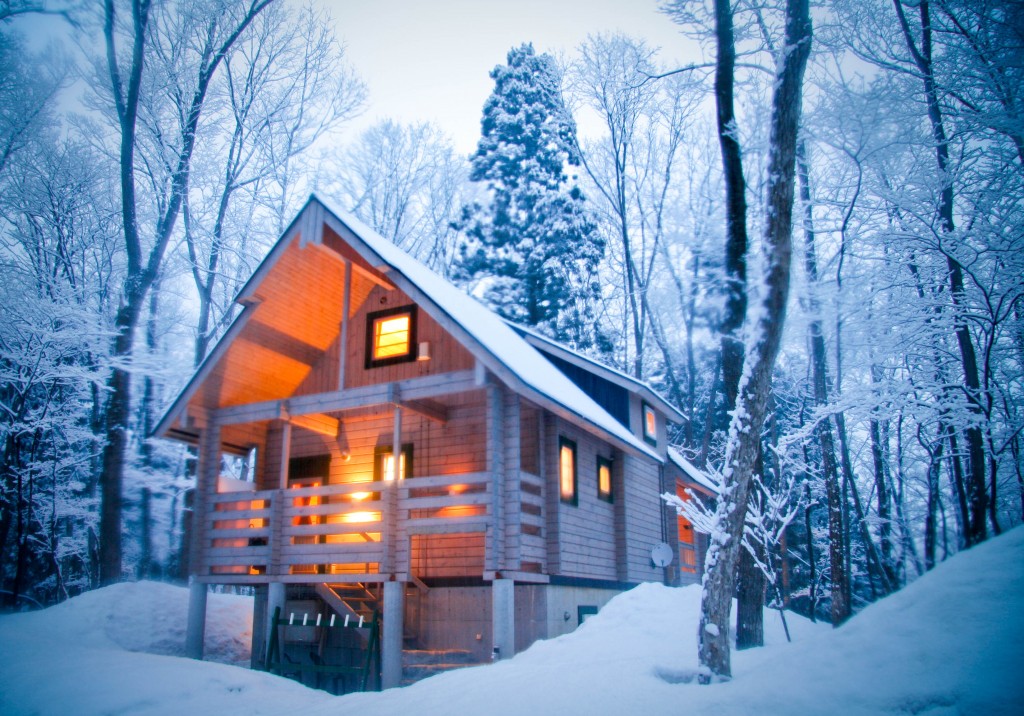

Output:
xmin=544 ymin=417 xmax=618 ymax=581
xmin=344 ymin=283 xmax=475 ymax=390
xmin=620 ymin=454 xmax=666 ymax=583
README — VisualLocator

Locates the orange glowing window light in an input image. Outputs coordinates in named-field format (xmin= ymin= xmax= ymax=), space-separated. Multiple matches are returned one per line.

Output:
xmin=382 ymin=452 xmax=407 ymax=481
xmin=559 ymin=437 xmax=577 ymax=505
xmin=642 ymin=402 xmax=657 ymax=445
xmin=374 ymin=314 xmax=411 ymax=359
xmin=597 ymin=456 xmax=613 ymax=502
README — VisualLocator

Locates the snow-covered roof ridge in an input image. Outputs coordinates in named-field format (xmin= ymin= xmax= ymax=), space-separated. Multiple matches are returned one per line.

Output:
xmin=313 ymin=195 xmax=660 ymax=461
xmin=504 ymin=320 xmax=685 ymax=422
xmin=668 ymin=447 xmax=718 ymax=494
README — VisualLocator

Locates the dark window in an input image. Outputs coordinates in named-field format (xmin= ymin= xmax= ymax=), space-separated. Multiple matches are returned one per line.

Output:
xmin=558 ymin=437 xmax=577 ymax=506
xmin=597 ymin=456 xmax=613 ymax=503
xmin=540 ymin=350 xmax=630 ymax=427
xmin=642 ymin=401 xmax=657 ymax=446
xmin=365 ymin=305 xmax=418 ymax=368
xmin=288 ymin=454 xmax=331 ymax=482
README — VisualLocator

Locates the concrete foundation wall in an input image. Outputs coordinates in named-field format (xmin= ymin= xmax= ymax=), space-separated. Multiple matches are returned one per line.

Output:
xmin=543 ymin=584 xmax=621 ymax=640
xmin=416 ymin=586 xmax=492 ymax=662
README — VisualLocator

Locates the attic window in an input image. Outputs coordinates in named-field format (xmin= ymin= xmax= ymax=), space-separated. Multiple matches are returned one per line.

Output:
xmin=642 ymin=402 xmax=657 ymax=446
xmin=366 ymin=306 xmax=417 ymax=368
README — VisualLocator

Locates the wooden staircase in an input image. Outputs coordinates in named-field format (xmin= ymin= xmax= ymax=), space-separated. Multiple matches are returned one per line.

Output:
xmin=316 ymin=583 xmax=380 ymax=628
xmin=315 ymin=581 xmax=488 ymax=686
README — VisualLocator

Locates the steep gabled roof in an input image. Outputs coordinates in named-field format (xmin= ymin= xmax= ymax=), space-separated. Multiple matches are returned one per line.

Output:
xmin=156 ymin=195 xmax=660 ymax=461
xmin=668 ymin=447 xmax=718 ymax=495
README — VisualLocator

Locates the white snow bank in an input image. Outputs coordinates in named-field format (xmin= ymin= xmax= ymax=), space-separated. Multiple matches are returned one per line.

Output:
xmin=1 ymin=527 xmax=1021 ymax=716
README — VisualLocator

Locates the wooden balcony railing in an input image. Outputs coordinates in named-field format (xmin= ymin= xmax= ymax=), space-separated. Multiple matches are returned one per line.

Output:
xmin=200 ymin=471 xmax=497 ymax=584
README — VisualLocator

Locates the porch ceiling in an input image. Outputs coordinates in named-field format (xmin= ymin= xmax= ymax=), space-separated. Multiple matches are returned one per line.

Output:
xmin=190 ymin=235 xmax=376 ymax=416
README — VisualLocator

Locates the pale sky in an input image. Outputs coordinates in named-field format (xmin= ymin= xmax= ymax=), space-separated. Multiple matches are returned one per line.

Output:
xmin=322 ymin=0 xmax=696 ymax=154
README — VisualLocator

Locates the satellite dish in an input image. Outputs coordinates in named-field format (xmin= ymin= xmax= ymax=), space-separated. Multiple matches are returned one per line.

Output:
xmin=651 ymin=542 xmax=674 ymax=567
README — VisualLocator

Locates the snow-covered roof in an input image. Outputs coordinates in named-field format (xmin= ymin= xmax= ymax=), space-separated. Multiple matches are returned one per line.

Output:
xmin=505 ymin=321 xmax=685 ymax=423
xmin=668 ymin=447 xmax=718 ymax=494
xmin=156 ymin=195 xmax=659 ymax=461
xmin=314 ymin=196 xmax=660 ymax=461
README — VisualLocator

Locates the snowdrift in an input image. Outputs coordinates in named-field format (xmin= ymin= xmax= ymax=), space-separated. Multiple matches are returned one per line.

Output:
xmin=1 ymin=527 xmax=1021 ymax=715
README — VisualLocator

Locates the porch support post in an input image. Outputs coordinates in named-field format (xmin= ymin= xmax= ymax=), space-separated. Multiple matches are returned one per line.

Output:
xmin=491 ymin=578 xmax=514 ymax=660
xmin=383 ymin=398 xmax=402 ymax=575
xmin=382 ymin=579 xmax=405 ymax=689
xmin=186 ymin=420 xmax=219 ymax=659
xmin=338 ymin=260 xmax=351 ymax=390
xmin=185 ymin=580 xmax=208 ymax=659
xmin=486 ymin=384 xmax=505 ymax=572
xmin=250 ymin=585 xmax=268 ymax=669
xmin=265 ymin=582 xmax=286 ymax=667
xmin=278 ymin=421 xmax=292 ymax=489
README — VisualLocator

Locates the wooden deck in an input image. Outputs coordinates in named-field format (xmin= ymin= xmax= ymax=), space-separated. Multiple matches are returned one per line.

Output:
xmin=194 ymin=469 xmax=544 ymax=584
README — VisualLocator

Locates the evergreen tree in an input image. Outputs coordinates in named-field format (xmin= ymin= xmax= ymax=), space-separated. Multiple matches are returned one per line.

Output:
xmin=455 ymin=43 xmax=604 ymax=349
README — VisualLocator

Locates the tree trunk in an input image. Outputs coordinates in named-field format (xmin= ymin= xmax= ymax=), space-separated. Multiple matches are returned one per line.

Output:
xmin=697 ymin=0 xmax=811 ymax=679
xmin=924 ymin=426 xmax=944 ymax=570
xmin=713 ymin=0 xmax=749 ymax=416
xmin=796 ymin=140 xmax=850 ymax=625
xmin=736 ymin=533 xmax=766 ymax=649
xmin=98 ymin=0 xmax=272 ymax=584
xmin=893 ymin=0 xmax=987 ymax=546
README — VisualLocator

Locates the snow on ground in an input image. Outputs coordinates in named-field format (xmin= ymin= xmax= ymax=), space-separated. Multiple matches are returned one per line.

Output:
xmin=1 ymin=527 xmax=1022 ymax=716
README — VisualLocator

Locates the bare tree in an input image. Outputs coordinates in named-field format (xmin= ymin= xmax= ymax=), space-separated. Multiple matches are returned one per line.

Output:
xmin=570 ymin=34 xmax=699 ymax=379
xmin=183 ymin=1 xmax=365 ymax=366
xmin=323 ymin=119 xmax=464 ymax=273
xmin=96 ymin=0 xmax=273 ymax=584
xmin=694 ymin=0 xmax=811 ymax=680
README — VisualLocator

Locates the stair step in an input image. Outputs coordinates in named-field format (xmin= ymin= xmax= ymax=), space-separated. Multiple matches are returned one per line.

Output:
xmin=402 ymin=649 xmax=477 ymax=666
xmin=401 ymin=661 xmax=485 ymax=684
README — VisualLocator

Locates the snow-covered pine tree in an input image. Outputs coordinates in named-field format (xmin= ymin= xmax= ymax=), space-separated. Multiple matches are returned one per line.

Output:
xmin=455 ymin=43 xmax=604 ymax=349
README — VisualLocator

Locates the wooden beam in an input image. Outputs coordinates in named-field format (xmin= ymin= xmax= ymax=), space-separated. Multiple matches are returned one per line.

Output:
xmin=288 ymin=413 xmax=339 ymax=438
xmin=213 ymin=370 xmax=478 ymax=426
xmin=399 ymin=399 xmax=447 ymax=424
xmin=242 ymin=320 xmax=325 ymax=367
xmin=309 ymin=241 xmax=395 ymax=291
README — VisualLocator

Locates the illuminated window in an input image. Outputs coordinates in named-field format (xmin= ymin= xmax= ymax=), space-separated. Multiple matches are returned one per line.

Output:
xmin=676 ymin=481 xmax=697 ymax=573
xmin=597 ymin=456 xmax=613 ymax=503
xmin=366 ymin=306 xmax=417 ymax=368
xmin=559 ymin=437 xmax=577 ymax=505
xmin=374 ymin=444 xmax=413 ymax=482
xmin=642 ymin=402 xmax=657 ymax=446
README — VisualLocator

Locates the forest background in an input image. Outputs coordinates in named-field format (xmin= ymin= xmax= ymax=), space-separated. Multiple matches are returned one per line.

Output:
xmin=1 ymin=0 xmax=1020 ymax=656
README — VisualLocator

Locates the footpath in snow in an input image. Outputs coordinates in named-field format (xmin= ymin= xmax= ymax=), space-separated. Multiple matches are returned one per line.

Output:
xmin=1 ymin=526 xmax=1021 ymax=716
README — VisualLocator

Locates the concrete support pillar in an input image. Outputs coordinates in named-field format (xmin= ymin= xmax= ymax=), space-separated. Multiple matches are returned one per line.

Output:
xmin=185 ymin=580 xmax=208 ymax=659
xmin=267 ymin=581 xmax=286 ymax=644
xmin=250 ymin=585 xmax=268 ymax=669
xmin=491 ymin=578 xmax=515 ymax=661
xmin=382 ymin=580 xmax=405 ymax=689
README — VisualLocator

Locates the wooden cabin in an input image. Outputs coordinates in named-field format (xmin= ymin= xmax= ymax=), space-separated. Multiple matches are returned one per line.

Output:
xmin=154 ymin=196 xmax=713 ymax=689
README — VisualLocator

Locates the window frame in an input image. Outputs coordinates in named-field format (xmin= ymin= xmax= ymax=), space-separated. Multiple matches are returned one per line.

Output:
xmin=641 ymin=401 xmax=658 ymax=446
xmin=558 ymin=436 xmax=578 ymax=506
xmin=596 ymin=455 xmax=613 ymax=503
xmin=373 ymin=443 xmax=414 ymax=482
xmin=365 ymin=305 xmax=418 ymax=369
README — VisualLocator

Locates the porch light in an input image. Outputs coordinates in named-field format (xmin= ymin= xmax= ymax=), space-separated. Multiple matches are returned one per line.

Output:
xmin=341 ymin=511 xmax=380 ymax=524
